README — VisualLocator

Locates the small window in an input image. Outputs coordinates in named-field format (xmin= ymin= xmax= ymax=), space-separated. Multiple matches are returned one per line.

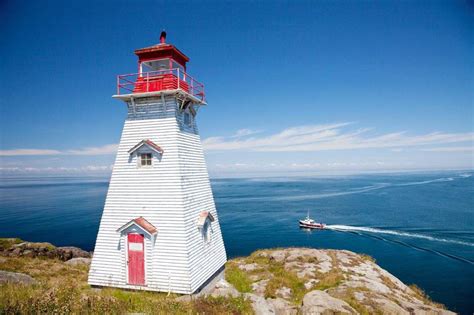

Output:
xmin=184 ymin=112 xmax=191 ymax=127
xmin=140 ymin=153 xmax=152 ymax=167
xmin=202 ymin=220 xmax=212 ymax=243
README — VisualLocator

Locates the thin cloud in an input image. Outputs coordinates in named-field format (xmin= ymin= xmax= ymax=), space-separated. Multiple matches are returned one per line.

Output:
xmin=0 ymin=149 xmax=62 ymax=156
xmin=202 ymin=123 xmax=474 ymax=152
xmin=420 ymin=146 xmax=474 ymax=152
xmin=0 ymin=144 xmax=118 ymax=156
xmin=66 ymin=144 xmax=118 ymax=155
xmin=231 ymin=129 xmax=262 ymax=138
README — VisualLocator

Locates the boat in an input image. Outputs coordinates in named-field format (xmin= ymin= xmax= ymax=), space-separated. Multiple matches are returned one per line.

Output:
xmin=299 ymin=211 xmax=325 ymax=229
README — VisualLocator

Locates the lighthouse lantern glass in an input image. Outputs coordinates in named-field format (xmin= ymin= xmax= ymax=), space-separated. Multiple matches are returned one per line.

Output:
xmin=140 ymin=58 xmax=184 ymax=75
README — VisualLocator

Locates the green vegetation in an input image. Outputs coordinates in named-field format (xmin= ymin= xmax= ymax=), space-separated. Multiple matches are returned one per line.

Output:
xmin=264 ymin=261 xmax=307 ymax=303
xmin=227 ymin=249 xmax=343 ymax=305
xmin=0 ymin=238 xmax=23 ymax=251
xmin=225 ymin=261 xmax=253 ymax=293
xmin=0 ymin=256 xmax=253 ymax=314
xmin=313 ymin=252 xmax=343 ymax=291
xmin=409 ymin=284 xmax=446 ymax=310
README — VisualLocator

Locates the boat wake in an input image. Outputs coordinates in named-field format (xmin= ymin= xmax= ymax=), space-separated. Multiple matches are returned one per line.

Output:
xmin=325 ymin=225 xmax=474 ymax=247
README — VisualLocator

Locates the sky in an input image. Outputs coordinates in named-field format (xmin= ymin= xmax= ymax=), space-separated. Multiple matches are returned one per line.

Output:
xmin=0 ymin=0 xmax=473 ymax=177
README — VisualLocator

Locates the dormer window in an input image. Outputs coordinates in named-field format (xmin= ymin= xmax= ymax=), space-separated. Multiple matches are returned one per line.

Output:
xmin=140 ymin=153 xmax=152 ymax=167
xmin=128 ymin=140 xmax=164 ymax=169
xmin=197 ymin=211 xmax=215 ymax=244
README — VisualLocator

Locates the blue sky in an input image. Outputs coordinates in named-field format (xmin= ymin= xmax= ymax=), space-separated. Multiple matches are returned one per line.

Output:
xmin=0 ymin=0 xmax=472 ymax=177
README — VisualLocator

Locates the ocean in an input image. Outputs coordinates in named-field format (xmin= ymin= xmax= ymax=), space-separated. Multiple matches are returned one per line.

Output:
xmin=0 ymin=171 xmax=473 ymax=313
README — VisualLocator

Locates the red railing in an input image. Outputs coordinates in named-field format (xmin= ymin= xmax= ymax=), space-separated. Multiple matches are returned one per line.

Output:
xmin=117 ymin=68 xmax=205 ymax=102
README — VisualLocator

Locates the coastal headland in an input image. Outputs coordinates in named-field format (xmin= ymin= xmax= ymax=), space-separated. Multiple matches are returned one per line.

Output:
xmin=0 ymin=238 xmax=453 ymax=314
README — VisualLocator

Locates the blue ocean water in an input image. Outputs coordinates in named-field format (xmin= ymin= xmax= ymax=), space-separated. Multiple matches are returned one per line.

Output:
xmin=0 ymin=171 xmax=473 ymax=313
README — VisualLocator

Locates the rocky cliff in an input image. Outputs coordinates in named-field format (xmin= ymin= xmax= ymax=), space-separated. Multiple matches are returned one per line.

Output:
xmin=209 ymin=248 xmax=453 ymax=315
xmin=0 ymin=239 xmax=453 ymax=314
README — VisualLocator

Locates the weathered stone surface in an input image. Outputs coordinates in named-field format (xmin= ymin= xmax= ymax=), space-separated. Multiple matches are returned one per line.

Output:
xmin=244 ymin=293 xmax=276 ymax=315
xmin=239 ymin=263 xmax=259 ymax=272
xmin=267 ymin=298 xmax=298 ymax=315
xmin=269 ymin=250 xmax=286 ymax=263
xmin=275 ymin=286 xmax=292 ymax=299
xmin=54 ymin=247 xmax=91 ymax=261
xmin=209 ymin=279 xmax=240 ymax=298
xmin=301 ymin=290 xmax=357 ymax=314
xmin=0 ymin=270 xmax=36 ymax=285
xmin=252 ymin=279 xmax=269 ymax=296
xmin=65 ymin=257 xmax=91 ymax=266
xmin=304 ymin=279 xmax=319 ymax=290
xmin=228 ymin=248 xmax=453 ymax=315
xmin=1 ymin=241 xmax=91 ymax=261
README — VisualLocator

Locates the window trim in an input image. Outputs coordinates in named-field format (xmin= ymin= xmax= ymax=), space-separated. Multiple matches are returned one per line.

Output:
xmin=138 ymin=153 xmax=153 ymax=168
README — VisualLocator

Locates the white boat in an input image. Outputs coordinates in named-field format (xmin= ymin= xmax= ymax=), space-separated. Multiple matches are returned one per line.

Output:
xmin=299 ymin=211 xmax=325 ymax=229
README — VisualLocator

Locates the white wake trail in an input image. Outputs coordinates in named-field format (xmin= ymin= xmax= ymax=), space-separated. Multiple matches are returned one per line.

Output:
xmin=325 ymin=225 xmax=474 ymax=247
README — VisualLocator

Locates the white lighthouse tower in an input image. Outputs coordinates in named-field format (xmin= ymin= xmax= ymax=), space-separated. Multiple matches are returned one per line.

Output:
xmin=88 ymin=32 xmax=227 ymax=294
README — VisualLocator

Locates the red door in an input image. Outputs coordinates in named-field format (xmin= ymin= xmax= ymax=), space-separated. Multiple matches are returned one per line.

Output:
xmin=127 ymin=233 xmax=145 ymax=285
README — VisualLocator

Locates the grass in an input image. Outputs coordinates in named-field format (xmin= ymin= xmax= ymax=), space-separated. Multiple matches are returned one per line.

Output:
xmin=264 ymin=261 xmax=307 ymax=303
xmin=0 ymin=238 xmax=23 ymax=251
xmin=360 ymin=254 xmax=376 ymax=263
xmin=0 ymin=256 xmax=253 ymax=314
xmin=313 ymin=251 xmax=344 ymax=291
xmin=409 ymin=284 xmax=446 ymax=310
xmin=225 ymin=261 xmax=253 ymax=293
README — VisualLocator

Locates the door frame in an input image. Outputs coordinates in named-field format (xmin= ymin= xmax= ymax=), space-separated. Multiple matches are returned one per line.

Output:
xmin=126 ymin=232 xmax=146 ymax=286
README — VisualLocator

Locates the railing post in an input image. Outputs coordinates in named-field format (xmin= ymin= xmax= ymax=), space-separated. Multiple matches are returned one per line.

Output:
xmin=177 ymin=68 xmax=180 ymax=90
xmin=146 ymin=72 xmax=149 ymax=92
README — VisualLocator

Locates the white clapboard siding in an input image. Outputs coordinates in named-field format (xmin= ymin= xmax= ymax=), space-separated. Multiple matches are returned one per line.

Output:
xmin=88 ymin=95 xmax=227 ymax=294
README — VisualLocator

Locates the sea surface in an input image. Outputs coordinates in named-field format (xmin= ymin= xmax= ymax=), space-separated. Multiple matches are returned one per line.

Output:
xmin=0 ymin=171 xmax=473 ymax=314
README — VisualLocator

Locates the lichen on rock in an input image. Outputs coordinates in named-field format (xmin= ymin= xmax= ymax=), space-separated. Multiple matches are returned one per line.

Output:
xmin=222 ymin=247 xmax=454 ymax=315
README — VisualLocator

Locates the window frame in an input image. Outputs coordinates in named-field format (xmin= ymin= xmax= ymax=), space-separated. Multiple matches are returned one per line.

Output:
xmin=138 ymin=152 xmax=153 ymax=168
xmin=202 ymin=219 xmax=212 ymax=243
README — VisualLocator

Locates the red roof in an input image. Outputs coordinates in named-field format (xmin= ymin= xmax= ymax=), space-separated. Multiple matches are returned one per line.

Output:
xmin=135 ymin=43 xmax=189 ymax=67
xmin=117 ymin=216 xmax=157 ymax=236
xmin=197 ymin=211 xmax=215 ymax=227
xmin=133 ymin=217 xmax=157 ymax=235
xmin=128 ymin=139 xmax=163 ymax=155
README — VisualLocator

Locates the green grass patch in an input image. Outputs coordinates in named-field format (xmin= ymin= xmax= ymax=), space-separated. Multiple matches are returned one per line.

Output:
xmin=409 ymin=284 xmax=446 ymax=310
xmin=0 ymin=256 xmax=253 ymax=314
xmin=225 ymin=262 xmax=253 ymax=293
xmin=0 ymin=238 xmax=23 ymax=250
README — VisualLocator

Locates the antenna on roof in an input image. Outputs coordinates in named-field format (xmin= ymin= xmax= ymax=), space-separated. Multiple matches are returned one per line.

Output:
xmin=160 ymin=30 xmax=167 ymax=44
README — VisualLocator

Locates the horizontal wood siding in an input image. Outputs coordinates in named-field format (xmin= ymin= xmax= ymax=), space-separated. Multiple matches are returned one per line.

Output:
xmin=89 ymin=96 xmax=226 ymax=294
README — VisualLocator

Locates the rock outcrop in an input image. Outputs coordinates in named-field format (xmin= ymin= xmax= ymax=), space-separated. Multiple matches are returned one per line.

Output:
xmin=0 ymin=238 xmax=91 ymax=261
xmin=208 ymin=248 xmax=454 ymax=315
xmin=0 ymin=239 xmax=454 ymax=315
xmin=0 ymin=270 xmax=36 ymax=285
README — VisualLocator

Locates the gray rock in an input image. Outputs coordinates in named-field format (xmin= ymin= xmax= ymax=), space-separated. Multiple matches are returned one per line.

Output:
xmin=0 ymin=270 xmax=36 ymax=285
xmin=267 ymin=298 xmax=298 ymax=315
xmin=301 ymin=290 xmax=357 ymax=314
xmin=252 ymin=279 xmax=269 ymax=296
xmin=239 ymin=263 xmax=259 ymax=272
xmin=65 ymin=257 xmax=91 ymax=266
xmin=304 ymin=279 xmax=319 ymax=290
xmin=275 ymin=286 xmax=292 ymax=299
xmin=54 ymin=246 xmax=91 ymax=261
xmin=210 ymin=279 xmax=240 ymax=298
xmin=269 ymin=250 xmax=286 ymax=263
xmin=244 ymin=293 xmax=276 ymax=315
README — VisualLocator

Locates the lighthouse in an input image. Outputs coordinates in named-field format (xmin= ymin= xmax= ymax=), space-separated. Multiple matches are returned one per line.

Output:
xmin=88 ymin=32 xmax=227 ymax=294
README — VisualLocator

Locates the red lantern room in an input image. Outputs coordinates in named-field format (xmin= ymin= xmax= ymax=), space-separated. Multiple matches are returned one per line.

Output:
xmin=116 ymin=31 xmax=205 ymax=103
